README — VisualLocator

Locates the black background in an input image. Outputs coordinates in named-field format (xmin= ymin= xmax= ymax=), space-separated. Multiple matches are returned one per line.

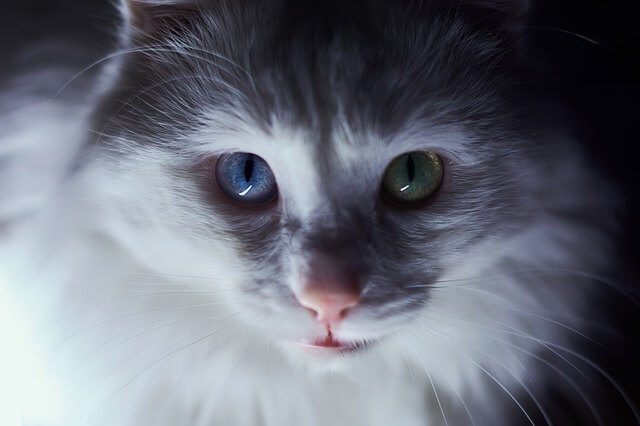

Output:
xmin=1 ymin=0 xmax=638 ymax=424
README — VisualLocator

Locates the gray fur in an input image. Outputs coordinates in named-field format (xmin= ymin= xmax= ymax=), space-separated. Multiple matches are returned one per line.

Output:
xmin=0 ymin=1 xmax=627 ymax=425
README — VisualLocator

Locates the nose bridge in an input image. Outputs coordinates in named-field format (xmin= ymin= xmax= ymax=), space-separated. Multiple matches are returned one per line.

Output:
xmin=302 ymin=198 xmax=371 ymax=254
xmin=300 ymin=216 xmax=368 ymax=282
xmin=290 ymin=166 xmax=373 ymax=327
xmin=305 ymin=250 xmax=362 ymax=293
xmin=295 ymin=232 xmax=365 ymax=328
xmin=296 ymin=208 xmax=370 ymax=295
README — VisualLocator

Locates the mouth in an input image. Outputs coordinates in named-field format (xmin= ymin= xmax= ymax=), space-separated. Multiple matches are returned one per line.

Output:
xmin=295 ymin=330 xmax=370 ymax=354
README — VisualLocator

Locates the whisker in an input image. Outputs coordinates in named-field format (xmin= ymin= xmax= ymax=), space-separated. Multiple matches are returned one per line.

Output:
xmin=470 ymin=339 xmax=552 ymax=426
xmin=423 ymin=267 xmax=628 ymax=288
xmin=414 ymin=325 xmax=548 ymax=425
xmin=163 ymin=330 xmax=245 ymax=405
xmin=103 ymin=268 xmax=226 ymax=282
xmin=437 ymin=285 xmax=605 ymax=346
xmin=96 ymin=312 xmax=241 ymax=412
xmin=61 ymin=290 xmax=228 ymax=320
xmin=525 ymin=25 xmax=600 ymax=45
xmin=406 ymin=330 xmax=449 ymax=426
xmin=418 ymin=311 xmax=588 ymax=379
xmin=430 ymin=350 xmax=476 ymax=426
xmin=417 ymin=267 xmax=639 ymax=307
xmin=81 ymin=310 xmax=233 ymax=363
xmin=52 ymin=43 xmax=249 ymax=100
xmin=467 ymin=353 xmax=535 ymax=425
xmin=427 ymin=362 xmax=449 ymax=426
xmin=90 ymin=73 xmax=247 ymax=151
xmin=488 ymin=335 xmax=604 ymax=426
xmin=439 ymin=309 xmax=637 ymax=422
xmin=477 ymin=316 xmax=589 ymax=380
xmin=57 ymin=300 xmax=227 ymax=348
xmin=401 ymin=351 xmax=416 ymax=386
xmin=547 ymin=342 xmax=640 ymax=425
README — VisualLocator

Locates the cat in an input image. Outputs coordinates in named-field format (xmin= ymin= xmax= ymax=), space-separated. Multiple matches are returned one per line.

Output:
xmin=0 ymin=0 xmax=635 ymax=425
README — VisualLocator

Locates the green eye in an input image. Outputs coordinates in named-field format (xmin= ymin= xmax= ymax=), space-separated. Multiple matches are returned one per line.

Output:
xmin=381 ymin=151 xmax=444 ymax=205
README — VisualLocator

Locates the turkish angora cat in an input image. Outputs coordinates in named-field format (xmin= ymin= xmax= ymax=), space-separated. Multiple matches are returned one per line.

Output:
xmin=0 ymin=0 xmax=633 ymax=425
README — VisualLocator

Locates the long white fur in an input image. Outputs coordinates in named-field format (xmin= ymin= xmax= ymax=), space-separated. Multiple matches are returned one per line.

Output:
xmin=0 ymin=2 xmax=620 ymax=426
xmin=0 ymin=110 xmax=613 ymax=426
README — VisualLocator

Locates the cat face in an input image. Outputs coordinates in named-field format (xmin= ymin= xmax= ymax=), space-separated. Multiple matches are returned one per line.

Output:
xmin=90 ymin=0 xmax=545 ymax=365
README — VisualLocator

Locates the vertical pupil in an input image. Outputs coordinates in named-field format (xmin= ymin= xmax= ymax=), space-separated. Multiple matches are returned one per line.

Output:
xmin=243 ymin=155 xmax=255 ymax=183
xmin=406 ymin=154 xmax=415 ymax=182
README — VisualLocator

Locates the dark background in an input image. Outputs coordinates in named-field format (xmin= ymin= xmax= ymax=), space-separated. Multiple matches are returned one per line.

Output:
xmin=1 ymin=0 xmax=638 ymax=424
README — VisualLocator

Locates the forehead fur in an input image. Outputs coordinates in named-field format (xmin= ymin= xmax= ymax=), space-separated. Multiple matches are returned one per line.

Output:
xmin=96 ymin=0 xmax=538 ymax=247
xmin=104 ymin=0 xmax=528 ymax=150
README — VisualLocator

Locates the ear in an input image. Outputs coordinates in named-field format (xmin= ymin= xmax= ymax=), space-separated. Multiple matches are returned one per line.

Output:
xmin=119 ymin=0 xmax=202 ymax=38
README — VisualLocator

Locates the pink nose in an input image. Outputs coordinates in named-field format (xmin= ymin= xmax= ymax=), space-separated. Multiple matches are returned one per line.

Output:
xmin=296 ymin=288 xmax=360 ymax=327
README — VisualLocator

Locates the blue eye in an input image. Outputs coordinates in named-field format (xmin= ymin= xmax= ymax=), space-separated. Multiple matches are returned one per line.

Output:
xmin=215 ymin=153 xmax=278 ymax=205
